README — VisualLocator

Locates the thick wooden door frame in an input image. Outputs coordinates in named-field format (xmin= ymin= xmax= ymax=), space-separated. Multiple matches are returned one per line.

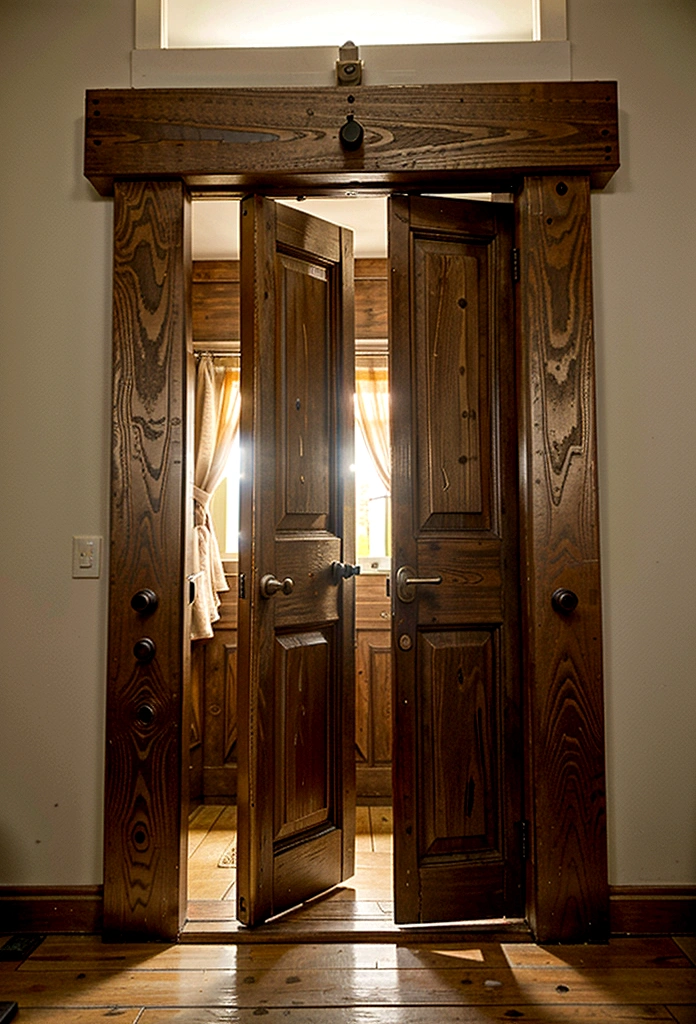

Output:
xmin=86 ymin=81 xmax=618 ymax=943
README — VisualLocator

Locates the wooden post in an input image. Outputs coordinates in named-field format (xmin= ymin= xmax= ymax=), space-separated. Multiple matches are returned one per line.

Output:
xmin=516 ymin=175 xmax=609 ymax=943
xmin=104 ymin=180 xmax=192 ymax=939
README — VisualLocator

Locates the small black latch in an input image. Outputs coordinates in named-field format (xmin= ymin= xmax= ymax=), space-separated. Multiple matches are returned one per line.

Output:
xmin=339 ymin=114 xmax=364 ymax=152
xmin=238 ymin=573 xmax=246 ymax=600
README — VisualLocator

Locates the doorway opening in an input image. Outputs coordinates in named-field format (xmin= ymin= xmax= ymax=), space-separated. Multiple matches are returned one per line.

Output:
xmin=188 ymin=196 xmax=396 ymax=928
xmin=186 ymin=192 xmax=517 ymax=936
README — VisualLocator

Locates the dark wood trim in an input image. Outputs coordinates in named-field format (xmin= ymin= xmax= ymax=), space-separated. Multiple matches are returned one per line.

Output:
xmin=0 ymin=887 xmax=103 ymax=934
xmin=103 ymin=180 xmax=193 ymax=940
xmin=516 ymin=175 xmax=609 ymax=943
xmin=610 ymin=886 xmax=696 ymax=936
xmin=3 ymin=885 xmax=694 ymax=938
xmin=84 ymin=82 xmax=619 ymax=197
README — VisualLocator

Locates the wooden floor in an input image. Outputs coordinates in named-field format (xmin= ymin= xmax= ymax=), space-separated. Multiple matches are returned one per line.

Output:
xmin=0 ymin=933 xmax=695 ymax=1021
xmin=5 ymin=809 xmax=691 ymax=1019
xmin=184 ymin=804 xmax=528 ymax=941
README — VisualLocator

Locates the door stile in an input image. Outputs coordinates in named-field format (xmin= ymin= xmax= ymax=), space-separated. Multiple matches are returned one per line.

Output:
xmin=334 ymin=226 xmax=357 ymax=881
xmin=237 ymin=194 xmax=278 ymax=925
xmin=388 ymin=196 xmax=421 ymax=922
xmin=104 ymin=180 xmax=192 ymax=939
xmin=515 ymin=175 xmax=609 ymax=943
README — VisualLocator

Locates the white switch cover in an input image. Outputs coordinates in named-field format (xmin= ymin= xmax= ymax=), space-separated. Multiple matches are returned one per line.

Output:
xmin=72 ymin=535 xmax=102 ymax=578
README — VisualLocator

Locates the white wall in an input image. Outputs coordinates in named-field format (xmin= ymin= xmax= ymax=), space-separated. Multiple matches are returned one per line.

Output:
xmin=571 ymin=0 xmax=696 ymax=885
xmin=0 ymin=0 xmax=132 ymax=883
xmin=0 ymin=0 xmax=694 ymax=888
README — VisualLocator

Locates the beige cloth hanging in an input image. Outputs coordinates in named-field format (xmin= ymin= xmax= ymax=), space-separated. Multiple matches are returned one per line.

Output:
xmin=191 ymin=355 xmax=241 ymax=640
xmin=355 ymin=356 xmax=390 ymax=494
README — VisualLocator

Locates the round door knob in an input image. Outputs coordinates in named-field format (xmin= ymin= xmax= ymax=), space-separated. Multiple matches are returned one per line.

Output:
xmin=131 ymin=588 xmax=159 ymax=614
xmin=133 ymin=637 xmax=156 ymax=663
xmin=260 ymin=574 xmax=295 ymax=598
xmin=551 ymin=588 xmax=579 ymax=614
xmin=339 ymin=114 xmax=364 ymax=151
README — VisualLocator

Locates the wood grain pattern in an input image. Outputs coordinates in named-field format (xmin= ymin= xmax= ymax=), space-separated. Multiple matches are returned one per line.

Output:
xmin=192 ymin=259 xmax=387 ymax=344
xmin=84 ymin=83 xmax=619 ymax=196
xmin=236 ymin=198 xmax=355 ymax=925
xmin=390 ymin=196 xmax=522 ymax=926
xmin=516 ymin=175 xmax=608 ymax=943
xmin=104 ymin=180 xmax=192 ymax=940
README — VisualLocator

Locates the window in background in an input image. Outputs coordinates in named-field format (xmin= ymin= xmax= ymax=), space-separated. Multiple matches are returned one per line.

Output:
xmin=167 ymin=0 xmax=535 ymax=49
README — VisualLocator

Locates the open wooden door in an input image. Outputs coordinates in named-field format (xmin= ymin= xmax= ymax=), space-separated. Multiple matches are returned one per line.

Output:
xmin=236 ymin=196 xmax=356 ymax=927
xmin=389 ymin=195 xmax=523 ymax=924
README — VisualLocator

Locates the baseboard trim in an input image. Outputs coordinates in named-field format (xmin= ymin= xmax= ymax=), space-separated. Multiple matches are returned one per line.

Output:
xmin=1 ymin=884 xmax=694 ymax=937
xmin=610 ymin=885 xmax=696 ymax=935
xmin=0 ymin=886 xmax=103 ymax=933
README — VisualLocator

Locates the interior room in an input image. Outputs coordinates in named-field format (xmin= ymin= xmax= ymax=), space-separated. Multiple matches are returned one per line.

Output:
xmin=187 ymin=196 xmax=396 ymax=922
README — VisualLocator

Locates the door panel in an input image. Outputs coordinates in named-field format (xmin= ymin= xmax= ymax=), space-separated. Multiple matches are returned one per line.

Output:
xmin=390 ymin=195 xmax=522 ymax=924
xmin=237 ymin=196 xmax=356 ymax=927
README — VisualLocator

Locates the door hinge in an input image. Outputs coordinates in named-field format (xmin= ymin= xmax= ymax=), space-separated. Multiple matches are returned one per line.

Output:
xmin=519 ymin=819 xmax=530 ymax=861
xmin=238 ymin=573 xmax=246 ymax=600
xmin=511 ymin=247 xmax=520 ymax=283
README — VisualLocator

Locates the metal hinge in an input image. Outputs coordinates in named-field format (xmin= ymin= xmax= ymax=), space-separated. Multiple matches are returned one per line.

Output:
xmin=511 ymin=247 xmax=520 ymax=283
xmin=519 ymin=819 xmax=530 ymax=861
xmin=238 ymin=573 xmax=246 ymax=600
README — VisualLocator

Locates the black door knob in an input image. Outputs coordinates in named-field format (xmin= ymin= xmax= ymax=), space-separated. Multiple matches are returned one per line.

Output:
xmin=339 ymin=114 xmax=364 ymax=151
xmin=332 ymin=561 xmax=361 ymax=583
xmin=551 ymin=588 xmax=579 ymax=614
xmin=133 ymin=637 xmax=156 ymax=663
xmin=131 ymin=588 xmax=158 ymax=614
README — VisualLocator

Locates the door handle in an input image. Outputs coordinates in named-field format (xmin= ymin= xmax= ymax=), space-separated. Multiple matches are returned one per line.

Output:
xmin=260 ymin=574 xmax=294 ymax=598
xmin=395 ymin=564 xmax=443 ymax=603
xmin=332 ymin=561 xmax=361 ymax=583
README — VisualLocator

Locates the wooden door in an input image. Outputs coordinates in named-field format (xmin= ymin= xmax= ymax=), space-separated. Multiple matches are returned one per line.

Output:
xmin=236 ymin=196 xmax=356 ymax=927
xmin=390 ymin=195 xmax=523 ymax=924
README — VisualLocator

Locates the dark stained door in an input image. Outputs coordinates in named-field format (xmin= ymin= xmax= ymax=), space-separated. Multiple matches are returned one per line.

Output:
xmin=236 ymin=196 xmax=356 ymax=927
xmin=389 ymin=195 xmax=523 ymax=924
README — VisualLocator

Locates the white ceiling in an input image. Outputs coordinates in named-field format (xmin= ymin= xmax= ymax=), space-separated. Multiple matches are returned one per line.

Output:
xmin=192 ymin=198 xmax=388 ymax=260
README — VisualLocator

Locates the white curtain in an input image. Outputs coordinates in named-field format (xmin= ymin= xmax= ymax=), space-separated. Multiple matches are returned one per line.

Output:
xmin=355 ymin=356 xmax=390 ymax=494
xmin=191 ymin=354 xmax=241 ymax=640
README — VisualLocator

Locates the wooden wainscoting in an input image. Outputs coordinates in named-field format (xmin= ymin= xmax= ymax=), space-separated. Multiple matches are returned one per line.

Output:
xmin=355 ymin=573 xmax=392 ymax=801
xmin=190 ymin=562 xmax=239 ymax=804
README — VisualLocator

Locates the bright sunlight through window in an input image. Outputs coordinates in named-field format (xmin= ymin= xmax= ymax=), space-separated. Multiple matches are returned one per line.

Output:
xmin=167 ymin=0 xmax=535 ymax=49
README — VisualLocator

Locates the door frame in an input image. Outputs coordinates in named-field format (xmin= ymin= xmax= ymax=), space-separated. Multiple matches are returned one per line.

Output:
xmin=85 ymin=80 xmax=618 ymax=943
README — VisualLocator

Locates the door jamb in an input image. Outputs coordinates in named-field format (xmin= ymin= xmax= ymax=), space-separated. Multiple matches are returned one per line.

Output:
xmin=86 ymin=81 xmax=617 ymax=943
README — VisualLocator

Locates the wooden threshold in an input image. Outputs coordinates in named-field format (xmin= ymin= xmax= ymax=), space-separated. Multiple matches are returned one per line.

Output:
xmin=183 ymin=896 xmax=531 ymax=943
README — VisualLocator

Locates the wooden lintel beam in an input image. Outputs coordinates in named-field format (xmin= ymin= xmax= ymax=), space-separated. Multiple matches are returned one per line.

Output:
xmin=84 ymin=82 xmax=619 ymax=196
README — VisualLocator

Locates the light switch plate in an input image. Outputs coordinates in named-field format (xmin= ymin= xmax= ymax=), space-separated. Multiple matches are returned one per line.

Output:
xmin=72 ymin=535 xmax=102 ymax=578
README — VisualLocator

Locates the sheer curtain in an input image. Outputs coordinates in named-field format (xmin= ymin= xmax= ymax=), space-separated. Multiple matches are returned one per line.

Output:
xmin=355 ymin=355 xmax=390 ymax=493
xmin=191 ymin=354 xmax=241 ymax=640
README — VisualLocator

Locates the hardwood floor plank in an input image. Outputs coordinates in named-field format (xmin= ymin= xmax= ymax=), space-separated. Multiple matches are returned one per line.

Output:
xmin=6 ymin=1012 xmax=142 ymax=1023
xmin=501 ymin=938 xmax=692 ymax=968
xmin=3 ymin=966 xmax=695 ymax=1007
xmin=676 ymin=937 xmax=696 ymax=966
xmin=138 ymin=1009 xmax=675 ymax=1023
xmin=188 ymin=805 xmax=227 ymax=857
xmin=18 ymin=938 xmax=520 ymax=972
xmin=667 ymin=1008 xmax=696 ymax=1024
